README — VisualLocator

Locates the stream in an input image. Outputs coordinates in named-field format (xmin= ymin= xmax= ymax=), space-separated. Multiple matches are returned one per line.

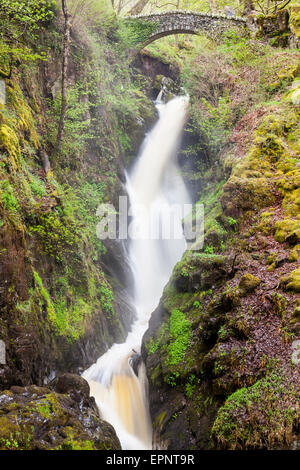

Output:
xmin=83 ymin=95 xmax=191 ymax=450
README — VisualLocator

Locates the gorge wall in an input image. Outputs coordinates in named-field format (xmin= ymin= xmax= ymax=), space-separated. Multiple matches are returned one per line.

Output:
xmin=142 ymin=32 xmax=300 ymax=449
xmin=0 ymin=0 xmax=299 ymax=451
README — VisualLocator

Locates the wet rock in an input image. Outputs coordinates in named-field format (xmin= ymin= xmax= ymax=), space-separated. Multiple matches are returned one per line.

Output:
xmin=132 ymin=50 xmax=180 ymax=100
xmin=153 ymin=75 xmax=181 ymax=102
xmin=0 ymin=379 xmax=121 ymax=450
xmin=129 ymin=353 xmax=142 ymax=377
xmin=48 ymin=373 xmax=90 ymax=402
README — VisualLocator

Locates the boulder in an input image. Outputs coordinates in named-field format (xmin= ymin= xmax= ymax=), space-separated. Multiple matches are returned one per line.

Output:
xmin=0 ymin=377 xmax=121 ymax=450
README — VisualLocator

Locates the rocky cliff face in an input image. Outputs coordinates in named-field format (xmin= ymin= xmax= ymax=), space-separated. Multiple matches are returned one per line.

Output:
xmin=142 ymin=42 xmax=300 ymax=450
xmin=0 ymin=8 xmax=156 ymax=390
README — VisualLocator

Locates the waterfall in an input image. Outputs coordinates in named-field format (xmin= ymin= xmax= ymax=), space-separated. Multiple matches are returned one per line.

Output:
xmin=83 ymin=96 xmax=191 ymax=450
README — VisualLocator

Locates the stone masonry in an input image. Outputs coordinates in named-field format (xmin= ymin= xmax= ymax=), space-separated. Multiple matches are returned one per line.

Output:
xmin=127 ymin=10 xmax=247 ymax=47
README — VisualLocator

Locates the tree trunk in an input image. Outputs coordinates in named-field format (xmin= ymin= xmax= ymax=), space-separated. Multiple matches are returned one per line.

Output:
xmin=56 ymin=0 xmax=71 ymax=152
xmin=174 ymin=0 xmax=180 ymax=47
xmin=128 ymin=0 xmax=150 ymax=16
xmin=209 ymin=0 xmax=217 ymax=14
xmin=241 ymin=0 xmax=255 ymax=15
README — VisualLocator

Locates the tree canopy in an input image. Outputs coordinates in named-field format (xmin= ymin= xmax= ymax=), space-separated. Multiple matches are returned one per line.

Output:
xmin=0 ymin=0 xmax=56 ymax=77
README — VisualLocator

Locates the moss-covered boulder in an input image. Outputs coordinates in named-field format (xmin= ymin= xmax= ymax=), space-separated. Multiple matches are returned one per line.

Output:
xmin=221 ymin=175 xmax=275 ymax=218
xmin=256 ymin=10 xmax=290 ymax=47
xmin=0 ymin=374 xmax=121 ymax=450
xmin=153 ymin=74 xmax=181 ymax=102
xmin=280 ymin=268 xmax=300 ymax=293
xmin=172 ymin=252 xmax=235 ymax=293
xmin=290 ymin=6 xmax=300 ymax=46
xmin=238 ymin=273 xmax=261 ymax=295
xmin=274 ymin=218 xmax=300 ymax=245
xmin=211 ymin=366 xmax=299 ymax=449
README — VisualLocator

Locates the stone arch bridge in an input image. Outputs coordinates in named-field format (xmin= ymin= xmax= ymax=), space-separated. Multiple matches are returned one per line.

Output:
xmin=125 ymin=10 xmax=248 ymax=48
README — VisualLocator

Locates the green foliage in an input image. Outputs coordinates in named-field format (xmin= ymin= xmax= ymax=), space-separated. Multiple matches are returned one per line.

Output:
xmin=0 ymin=0 xmax=56 ymax=33
xmin=0 ymin=0 xmax=55 ymax=73
xmin=219 ymin=32 xmax=257 ymax=66
xmin=60 ymin=180 xmax=106 ymax=259
xmin=67 ymin=0 xmax=114 ymax=32
xmin=54 ymin=297 xmax=92 ymax=340
xmin=212 ymin=365 xmax=297 ymax=449
xmin=47 ymin=85 xmax=93 ymax=159
xmin=30 ymin=211 xmax=77 ymax=262
xmin=29 ymin=174 xmax=47 ymax=198
xmin=33 ymin=270 xmax=56 ymax=325
xmin=100 ymin=284 xmax=115 ymax=319
xmin=199 ymin=94 xmax=232 ymax=154
xmin=165 ymin=371 xmax=180 ymax=387
xmin=185 ymin=373 xmax=200 ymax=399
xmin=165 ymin=309 xmax=192 ymax=366
xmin=119 ymin=18 xmax=159 ymax=48
xmin=36 ymin=401 xmax=51 ymax=418
xmin=0 ymin=180 xmax=19 ymax=212
xmin=147 ymin=322 xmax=169 ymax=355
xmin=33 ymin=270 xmax=92 ymax=341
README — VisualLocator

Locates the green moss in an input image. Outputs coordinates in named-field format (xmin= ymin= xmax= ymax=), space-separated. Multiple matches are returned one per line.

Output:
xmin=54 ymin=427 xmax=95 ymax=450
xmin=290 ymin=6 xmax=300 ymax=40
xmin=289 ymin=244 xmax=300 ymax=262
xmin=280 ymin=268 xmax=300 ymax=293
xmin=33 ymin=270 xmax=56 ymax=325
xmin=165 ymin=309 xmax=192 ymax=367
xmin=274 ymin=218 xmax=300 ymax=245
xmin=238 ymin=274 xmax=261 ymax=295
xmin=120 ymin=18 xmax=159 ymax=47
xmin=0 ymin=82 xmax=39 ymax=172
xmin=0 ymin=124 xmax=21 ymax=170
xmin=147 ymin=322 xmax=169 ymax=355
xmin=33 ymin=271 xmax=92 ymax=341
xmin=29 ymin=174 xmax=47 ymax=198
xmin=258 ymin=210 xmax=275 ymax=235
xmin=30 ymin=211 xmax=78 ymax=262
xmin=35 ymin=401 xmax=51 ymax=419
xmin=100 ymin=284 xmax=115 ymax=319
xmin=272 ymin=293 xmax=288 ymax=319
xmin=212 ymin=367 xmax=297 ymax=449
xmin=0 ymin=180 xmax=19 ymax=213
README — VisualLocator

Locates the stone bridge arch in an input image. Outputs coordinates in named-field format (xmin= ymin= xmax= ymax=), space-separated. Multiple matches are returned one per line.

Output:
xmin=125 ymin=11 xmax=247 ymax=48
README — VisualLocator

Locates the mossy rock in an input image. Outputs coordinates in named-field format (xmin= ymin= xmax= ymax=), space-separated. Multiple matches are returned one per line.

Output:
xmin=289 ymin=245 xmax=300 ymax=262
xmin=274 ymin=218 xmax=300 ymax=245
xmin=173 ymin=253 xmax=233 ymax=292
xmin=0 ymin=377 xmax=121 ymax=450
xmin=290 ymin=305 xmax=300 ymax=325
xmin=290 ymin=6 xmax=300 ymax=41
xmin=153 ymin=74 xmax=180 ymax=101
xmin=238 ymin=273 xmax=261 ymax=295
xmin=280 ymin=268 xmax=300 ymax=293
xmin=211 ymin=367 xmax=298 ymax=449
xmin=221 ymin=176 xmax=275 ymax=218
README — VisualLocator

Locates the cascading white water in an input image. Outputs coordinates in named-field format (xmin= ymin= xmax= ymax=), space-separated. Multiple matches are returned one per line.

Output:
xmin=83 ymin=96 xmax=191 ymax=450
